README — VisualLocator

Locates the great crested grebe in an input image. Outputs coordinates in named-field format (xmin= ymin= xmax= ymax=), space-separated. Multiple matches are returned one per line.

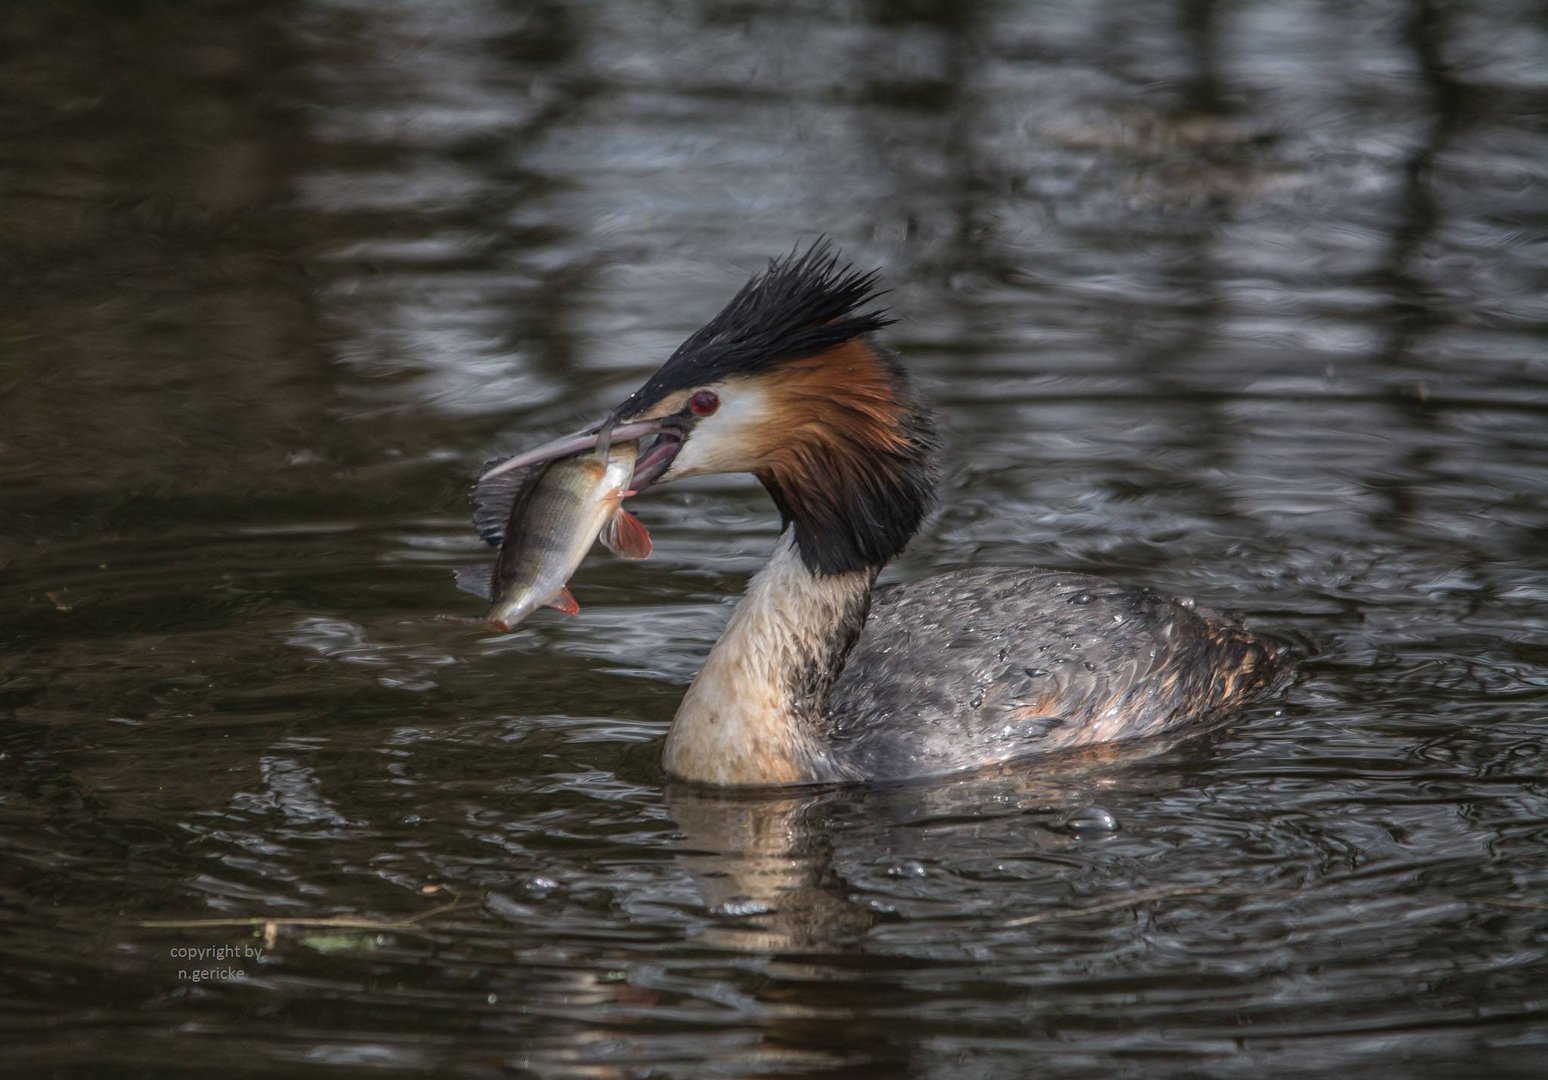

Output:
xmin=484 ymin=243 xmax=1284 ymax=787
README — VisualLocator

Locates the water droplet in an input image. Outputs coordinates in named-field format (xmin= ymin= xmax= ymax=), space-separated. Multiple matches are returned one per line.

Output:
xmin=525 ymin=875 xmax=560 ymax=897
xmin=887 ymin=860 xmax=927 ymax=879
xmin=1024 ymin=667 xmax=1048 ymax=678
xmin=1060 ymin=807 xmax=1120 ymax=834
xmin=970 ymin=692 xmax=985 ymax=708
xmin=1069 ymin=592 xmax=1094 ymax=605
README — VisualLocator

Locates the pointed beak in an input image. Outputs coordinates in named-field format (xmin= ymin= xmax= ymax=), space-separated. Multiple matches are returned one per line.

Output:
xmin=479 ymin=414 xmax=688 ymax=488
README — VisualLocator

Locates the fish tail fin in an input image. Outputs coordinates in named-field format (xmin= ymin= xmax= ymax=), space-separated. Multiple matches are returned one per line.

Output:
xmin=545 ymin=586 xmax=580 ymax=616
xmin=454 ymin=564 xmax=495 ymax=601
xmin=600 ymin=508 xmax=653 ymax=560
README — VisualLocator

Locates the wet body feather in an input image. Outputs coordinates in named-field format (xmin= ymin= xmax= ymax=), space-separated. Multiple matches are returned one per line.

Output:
xmin=660 ymin=535 xmax=1282 ymax=786
xmin=829 ymin=567 xmax=1281 ymax=781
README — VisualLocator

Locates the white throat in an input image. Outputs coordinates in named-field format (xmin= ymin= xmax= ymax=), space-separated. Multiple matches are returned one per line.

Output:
xmin=663 ymin=532 xmax=874 ymax=786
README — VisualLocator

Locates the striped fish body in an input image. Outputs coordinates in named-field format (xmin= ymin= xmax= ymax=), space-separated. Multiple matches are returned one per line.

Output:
xmin=457 ymin=442 xmax=650 ymax=630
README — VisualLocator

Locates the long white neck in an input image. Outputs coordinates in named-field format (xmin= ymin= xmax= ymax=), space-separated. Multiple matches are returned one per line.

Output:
xmin=663 ymin=532 xmax=875 ymax=786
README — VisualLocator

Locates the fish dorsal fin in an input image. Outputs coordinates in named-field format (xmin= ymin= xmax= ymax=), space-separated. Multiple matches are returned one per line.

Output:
xmin=470 ymin=455 xmax=540 ymax=548
xmin=454 ymin=563 xmax=495 ymax=602
xmin=545 ymin=586 xmax=580 ymax=615
xmin=599 ymin=508 xmax=652 ymax=560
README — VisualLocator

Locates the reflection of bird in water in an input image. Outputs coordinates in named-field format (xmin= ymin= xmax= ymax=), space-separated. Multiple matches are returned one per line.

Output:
xmin=669 ymin=789 xmax=879 ymax=953
xmin=488 ymin=243 xmax=1284 ymax=786
xmin=664 ymin=730 xmax=1200 ymax=953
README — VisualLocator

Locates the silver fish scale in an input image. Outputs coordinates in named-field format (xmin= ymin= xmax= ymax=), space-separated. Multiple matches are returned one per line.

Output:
xmin=826 ymin=568 xmax=1282 ymax=781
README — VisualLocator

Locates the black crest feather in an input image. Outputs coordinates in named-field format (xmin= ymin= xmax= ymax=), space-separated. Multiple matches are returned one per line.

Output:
xmin=616 ymin=239 xmax=894 ymax=414
xmin=616 ymin=240 xmax=938 ymax=576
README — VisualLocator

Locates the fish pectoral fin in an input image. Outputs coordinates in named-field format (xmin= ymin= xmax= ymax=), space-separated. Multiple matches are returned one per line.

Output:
xmin=544 ymin=586 xmax=580 ymax=616
xmin=599 ymin=509 xmax=653 ymax=560
xmin=454 ymin=564 xmax=495 ymax=602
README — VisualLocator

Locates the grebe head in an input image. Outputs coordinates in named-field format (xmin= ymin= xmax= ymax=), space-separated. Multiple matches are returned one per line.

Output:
xmin=496 ymin=242 xmax=939 ymax=575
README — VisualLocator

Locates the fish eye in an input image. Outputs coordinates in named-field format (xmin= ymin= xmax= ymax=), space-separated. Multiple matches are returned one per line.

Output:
xmin=689 ymin=390 xmax=720 ymax=417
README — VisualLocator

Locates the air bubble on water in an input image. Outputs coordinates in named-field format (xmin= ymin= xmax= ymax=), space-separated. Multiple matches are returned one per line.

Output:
xmin=525 ymin=875 xmax=561 ymax=897
xmin=1060 ymin=806 xmax=1120 ymax=834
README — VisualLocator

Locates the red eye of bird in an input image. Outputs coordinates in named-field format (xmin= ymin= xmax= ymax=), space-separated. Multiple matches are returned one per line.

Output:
xmin=689 ymin=390 xmax=720 ymax=417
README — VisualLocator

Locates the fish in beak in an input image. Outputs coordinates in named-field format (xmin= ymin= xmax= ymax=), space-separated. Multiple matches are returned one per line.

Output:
xmin=458 ymin=429 xmax=651 ymax=631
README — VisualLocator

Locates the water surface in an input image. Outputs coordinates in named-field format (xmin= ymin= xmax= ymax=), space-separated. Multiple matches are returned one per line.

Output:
xmin=2 ymin=1 xmax=1547 ymax=1076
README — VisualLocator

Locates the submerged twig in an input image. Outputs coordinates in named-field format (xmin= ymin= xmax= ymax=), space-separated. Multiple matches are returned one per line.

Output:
xmin=133 ymin=893 xmax=462 ymax=935
xmin=1481 ymin=897 xmax=1548 ymax=912
xmin=1005 ymin=885 xmax=1289 ymax=927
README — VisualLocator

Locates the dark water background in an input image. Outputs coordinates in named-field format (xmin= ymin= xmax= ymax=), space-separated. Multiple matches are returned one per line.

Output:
xmin=3 ymin=1 xmax=1547 ymax=1076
